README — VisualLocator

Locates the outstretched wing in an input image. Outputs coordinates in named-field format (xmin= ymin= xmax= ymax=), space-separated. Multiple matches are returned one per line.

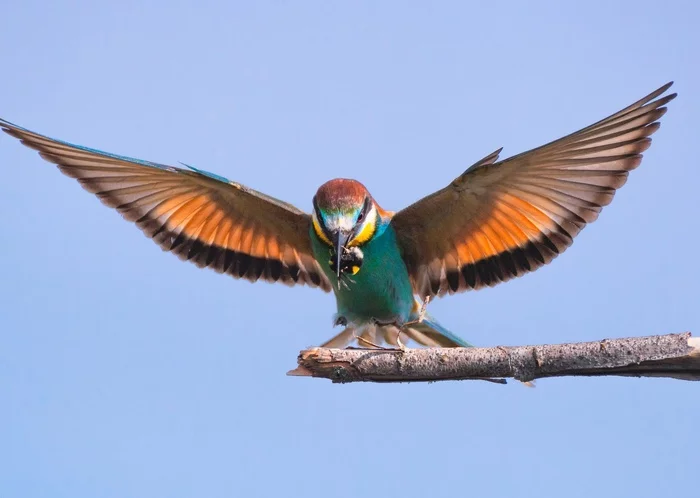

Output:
xmin=1 ymin=119 xmax=331 ymax=291
xmin=392 ymin=83 xmax=675 ymax=298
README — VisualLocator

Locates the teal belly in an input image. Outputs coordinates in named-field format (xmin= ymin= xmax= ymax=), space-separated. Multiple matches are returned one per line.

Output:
xmin=310 ymin=225 xmax=415 ymax=324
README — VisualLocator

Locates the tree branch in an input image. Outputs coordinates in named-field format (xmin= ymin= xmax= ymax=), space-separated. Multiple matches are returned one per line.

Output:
xmin=288 ymin=332 xmax=699 ymax=384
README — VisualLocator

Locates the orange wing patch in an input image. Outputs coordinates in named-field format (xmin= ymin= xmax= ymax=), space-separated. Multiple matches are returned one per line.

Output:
xmin=452 ymin=194 xmax=562 ymax=266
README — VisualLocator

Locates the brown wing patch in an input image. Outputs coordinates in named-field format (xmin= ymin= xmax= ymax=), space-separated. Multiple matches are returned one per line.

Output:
xmin=1 ymin=119 xmax=331 ymax=291
xmin=393 ymin=83 xmax=676 ymax=298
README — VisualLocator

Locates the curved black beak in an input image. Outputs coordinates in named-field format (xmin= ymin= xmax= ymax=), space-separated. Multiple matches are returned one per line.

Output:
xmin=332 ymin=229 xmax=352 ymax=278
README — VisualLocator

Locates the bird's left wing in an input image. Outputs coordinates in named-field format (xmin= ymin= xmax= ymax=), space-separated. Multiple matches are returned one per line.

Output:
xmin=391 ymin=83 xmax=676 ymax=299
xmin=1 ymin=118 xmax=331 ymax=291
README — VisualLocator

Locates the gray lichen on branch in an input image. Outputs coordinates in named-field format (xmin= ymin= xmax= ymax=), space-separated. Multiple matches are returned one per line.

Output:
xmin=289 ymin=333 xmax=699 ymax=384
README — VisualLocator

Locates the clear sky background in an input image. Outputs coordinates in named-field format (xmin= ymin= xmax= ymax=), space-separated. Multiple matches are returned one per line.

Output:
xmin=0 ymin=2 xmax=697 ymax=497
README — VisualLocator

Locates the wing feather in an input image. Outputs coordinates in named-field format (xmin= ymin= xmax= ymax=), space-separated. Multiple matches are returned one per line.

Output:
xmin=1 ymin=118 xmax=331 ymax=291
xmin=392 ymin=83 xmax=675 ymax=298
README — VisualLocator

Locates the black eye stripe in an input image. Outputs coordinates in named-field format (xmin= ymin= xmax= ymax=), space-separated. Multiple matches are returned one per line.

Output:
xmin=358 ymin=198 xmax=370 ymax=222
xmin=350 ymin=198 xmax=373 ymax=241
xmin=312 ymin=196 xmax=336 ymax=246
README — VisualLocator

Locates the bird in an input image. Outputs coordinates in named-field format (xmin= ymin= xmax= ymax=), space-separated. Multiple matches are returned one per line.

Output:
xmin=1 ymin=82 xmax=676 ymax=349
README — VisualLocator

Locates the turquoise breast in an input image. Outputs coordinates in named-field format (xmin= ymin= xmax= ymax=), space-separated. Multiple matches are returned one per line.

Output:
xmin=310 ymin=223 xmax=415 ymax=324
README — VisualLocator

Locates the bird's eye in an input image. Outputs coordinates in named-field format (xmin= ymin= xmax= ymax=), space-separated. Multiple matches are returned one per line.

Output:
xmin=357 ymin=212 xmax=364 ymax=222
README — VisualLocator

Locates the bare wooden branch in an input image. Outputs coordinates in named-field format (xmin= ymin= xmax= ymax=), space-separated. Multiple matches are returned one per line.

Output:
xmin=288 ymin=332 xmax=699 ymax=384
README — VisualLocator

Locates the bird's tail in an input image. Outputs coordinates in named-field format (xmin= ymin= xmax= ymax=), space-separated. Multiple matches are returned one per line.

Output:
xmin=401 ymin=316 xmax=473 ymax=347
xmin=319 ymin=316 xmax=472 ymax=349
xmin=319 ymin=325 xmax=358 ymax=349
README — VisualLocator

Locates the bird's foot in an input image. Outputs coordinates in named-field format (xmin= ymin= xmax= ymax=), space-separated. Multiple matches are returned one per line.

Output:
xmin=355 ymin=319 xmax=409 ymax=352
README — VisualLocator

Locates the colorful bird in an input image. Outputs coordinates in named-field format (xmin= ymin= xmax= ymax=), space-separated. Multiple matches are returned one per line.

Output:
xmin=1 ymin=83 xmax=675 ymax=349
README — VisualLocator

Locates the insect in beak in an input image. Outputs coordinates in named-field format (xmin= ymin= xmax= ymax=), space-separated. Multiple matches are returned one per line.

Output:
xmin=332 ymin=229 xmax=352 ymax=278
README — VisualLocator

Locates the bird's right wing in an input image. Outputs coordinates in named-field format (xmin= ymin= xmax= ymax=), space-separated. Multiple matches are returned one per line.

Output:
xmin=392 ymin=83 xmax=675 ymax=298
xmin=1 ymin=118 xmax=332 ymax=291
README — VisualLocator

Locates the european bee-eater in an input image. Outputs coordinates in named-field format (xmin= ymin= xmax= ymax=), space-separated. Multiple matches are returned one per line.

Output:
xmin=1 ymin=83 xmax=675 ymax=348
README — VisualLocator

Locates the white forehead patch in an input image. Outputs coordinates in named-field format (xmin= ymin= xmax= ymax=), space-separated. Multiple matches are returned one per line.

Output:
xmin=320 ymin=213 xmax=355 ymax=232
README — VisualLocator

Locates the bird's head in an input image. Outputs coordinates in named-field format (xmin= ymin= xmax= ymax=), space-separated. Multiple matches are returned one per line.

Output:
xmin=312 ymin=179 xmax=385 ymax=277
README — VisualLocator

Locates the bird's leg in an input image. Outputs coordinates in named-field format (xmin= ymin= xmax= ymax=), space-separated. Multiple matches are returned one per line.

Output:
xmin=400 ymin=295 xmax=431 ymax=329
xmin=380 ymin=295 xmax=431 ymax=352
xmin=352 ymin=319 xmax=408 ymax=352
xmin=353 ymin=333 xmax=387 ymax=350
xmin=355 ymin=320 xmax=389 ymax=349
xmin=417 ymin=295 xmax=430 ymax=322
xmin=394 ymin=328 xmax=407 ymax=352
xmin=367 ymin=319 xmax=408 ymax=352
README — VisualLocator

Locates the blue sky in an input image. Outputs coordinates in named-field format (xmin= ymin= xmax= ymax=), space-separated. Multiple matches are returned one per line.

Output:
xmin=0 ymin=2 xmax=697 ymax=497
